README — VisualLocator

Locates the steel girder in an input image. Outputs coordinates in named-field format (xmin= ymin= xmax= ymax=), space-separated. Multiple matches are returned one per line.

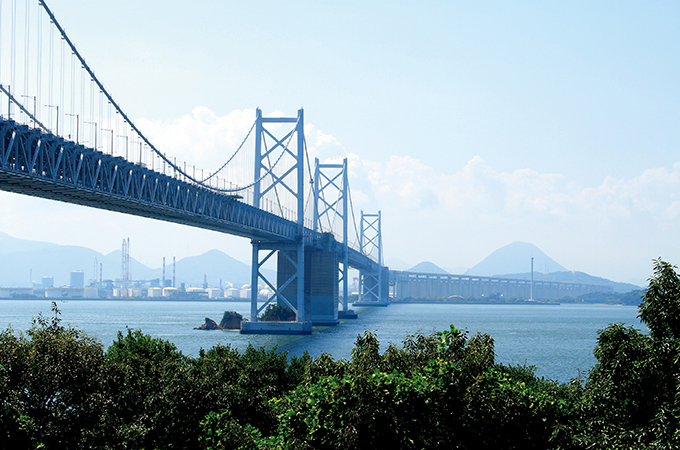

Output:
xmin=0 ymin=119 xmax=298 ymax=241
xmin=0 ymin=119 xmax=382 ymax=277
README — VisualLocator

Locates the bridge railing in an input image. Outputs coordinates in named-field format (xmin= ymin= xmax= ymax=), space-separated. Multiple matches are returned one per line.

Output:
xmin=0 ymin=0 xmax=377 ymax=266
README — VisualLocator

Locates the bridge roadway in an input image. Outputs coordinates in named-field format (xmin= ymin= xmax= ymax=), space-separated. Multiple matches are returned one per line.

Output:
xmin=0 ymin=119 xmax=378 ymax=273
xmin=390 ymin=270 xmax=611 ymax=301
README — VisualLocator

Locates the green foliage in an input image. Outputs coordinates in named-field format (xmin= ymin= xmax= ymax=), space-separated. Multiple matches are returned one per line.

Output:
xmin=9 ymin=259 xmax=680 ymax=449
xmin=640 ymin=259 xmax=680 ymax=340
xmin=260 ymin=304 xmax=296 ymax=322
xmin=199 ymin=410 xmax=262 ymax=450
xmin=571 ymin=259 xmax=680 ymax=449
xmin=218 ymin=311 xmax=244 ymax=329
xmin=574 ymin=290 xmax=645 ymax=306
xmin=270 ymin=328 xmax=503 ymax=450
xmin=0 ymin=302 xmax=105 ymax=450
xmin=464 ymin=365 xmax=580 ymax=449
xmin=100 ymin=328 xmax=203 ymax=449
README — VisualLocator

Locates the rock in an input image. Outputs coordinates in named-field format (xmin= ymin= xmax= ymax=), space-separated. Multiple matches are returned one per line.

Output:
xmin=194 ymin=317 xmax=220 ymax=330
xmin=219 ymin=311 xmax=244 ymax=330
xmin=195 ymin=311 xmax=244 ymax=330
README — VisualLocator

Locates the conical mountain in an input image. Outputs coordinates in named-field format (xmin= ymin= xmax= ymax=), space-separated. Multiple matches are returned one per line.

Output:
xmin=408 ymin=261 xmax=449 ymax=274
xmin=468 ymin=242 xmax=567 ymax=276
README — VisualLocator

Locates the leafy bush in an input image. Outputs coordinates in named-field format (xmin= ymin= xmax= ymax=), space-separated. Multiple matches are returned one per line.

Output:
xmin=260 ymin=304 xmax=296 ymax=321
xmin=0 ymin=303 xmax=105 ymax=449
xmin=6 ymin=259 xmax=680 ymax=449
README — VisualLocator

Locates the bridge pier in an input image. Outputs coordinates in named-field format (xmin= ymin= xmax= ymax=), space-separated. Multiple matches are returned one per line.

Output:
xmin=277 ymin=240 xmax=340 ymax=326
xmin=241 ymin=241 xmax=313 ymax=335
xmin=241 ymin=234 xmax=344 ymax=334
xmin=354 ymin=266 xmax=390 ymax=306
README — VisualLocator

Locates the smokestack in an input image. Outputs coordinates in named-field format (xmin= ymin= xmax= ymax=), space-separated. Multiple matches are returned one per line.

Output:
xmin=162 ymin=256 xmax=166 ymax=287
xmin=173 ymin=256 xmax=176 ymax=288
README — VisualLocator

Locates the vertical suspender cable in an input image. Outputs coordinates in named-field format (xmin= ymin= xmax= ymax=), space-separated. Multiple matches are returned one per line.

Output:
xmin=59 ymin=34 xmax=63 ymax=135
xmin=90 ymin=78 xmax=94 ymax=146
xmin=0 ymin=0 xmax=4 ymax=118
xmin=10 ymin=0 xmax=16 ymax=117
xmin=69 ymin=48 xmax=72 ymax=118
xmin=23 ymin=0 xmax=29 ymax=106
xmin=35 ymin=4 xmax=41 ymax=122
xmin=48 ymin=19 xmax=52 ymax=127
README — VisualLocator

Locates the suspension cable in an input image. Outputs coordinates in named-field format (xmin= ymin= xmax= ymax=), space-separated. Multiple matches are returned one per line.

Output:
xmin=37 ymin=0 xmax=249 ymax=191
xmin=201 ymin=119 xmax=255 ymax=183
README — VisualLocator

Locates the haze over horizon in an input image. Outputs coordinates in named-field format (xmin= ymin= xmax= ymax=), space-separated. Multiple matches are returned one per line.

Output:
xmin=0 ymin=1 xmax=678 ymax=286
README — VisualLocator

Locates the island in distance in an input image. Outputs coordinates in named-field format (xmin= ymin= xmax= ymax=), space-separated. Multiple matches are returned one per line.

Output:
xmin=0 ymin=233 xmax=639 ymax=294
xmin=404 ymin=242 xmax=641 ymax=294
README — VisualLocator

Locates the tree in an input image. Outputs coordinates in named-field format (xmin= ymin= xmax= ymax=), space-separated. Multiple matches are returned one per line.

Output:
xmin=574 ymin=259 xmax=680 ymax=449
xmin=639 ymin=259 xmax=680 ymax=341
xmin=0 ymin=303 xmax=105 ymax=450
xmin=100 ymin=328 xmax=198 ymax=449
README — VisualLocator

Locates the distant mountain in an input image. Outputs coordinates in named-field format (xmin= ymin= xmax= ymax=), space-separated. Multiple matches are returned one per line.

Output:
xmin=0 ymin=232 xmax=265 ymax=288
xmin=408 ymin=261 xmax=449 ymax=274
xmin=165 ymin=249 xmax=259 ymax=289
xmin=385 ymin=256 xmax=411 ymax=271
xmin=499 ymin=271 xmax=642 ymax=293
xmin=0 ymin=231 xmax=57 ymax=255
xmin=466 ymin=242 xmax=641 ymax=293
xmin=468 ymin=242 xmax=567 ymax=276
xmin=0 ymin=241 xmax=106 ymax=287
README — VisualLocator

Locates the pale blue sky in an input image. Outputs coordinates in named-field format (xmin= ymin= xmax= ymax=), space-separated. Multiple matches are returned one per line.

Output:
xmin=50 ymin=0 xmax=679 ymax=184
xmin=1 ymin=1 xmax=679 ymax=285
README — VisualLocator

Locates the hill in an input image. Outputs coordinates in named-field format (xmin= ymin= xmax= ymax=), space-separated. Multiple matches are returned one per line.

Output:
xmin=0 ymin=232 xmax=261 ymax=288
xmin=500 ymin=270 xmax=642 ymax=293
xmin=408 ymin=261 xmax=449 ymax=274
xmin=468 ymin=242 xmax=567 ymax=276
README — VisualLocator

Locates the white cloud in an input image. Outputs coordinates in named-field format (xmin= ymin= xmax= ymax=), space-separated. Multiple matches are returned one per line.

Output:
xmin=1 ymin=106 xmax=677 ymax=284
xmin=134 ymin=109 xmax=680 ymax=282
xmin=137 ymin=107 xmax=257 ymax=170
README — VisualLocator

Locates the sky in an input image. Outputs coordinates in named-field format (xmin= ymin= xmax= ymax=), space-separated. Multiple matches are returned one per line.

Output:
xmin=1 ymin=0 xmax=679 ymax=285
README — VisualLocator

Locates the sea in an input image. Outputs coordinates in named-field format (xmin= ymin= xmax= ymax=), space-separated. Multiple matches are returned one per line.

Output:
xmin=0 ymin=300 xmax=643 ymax=384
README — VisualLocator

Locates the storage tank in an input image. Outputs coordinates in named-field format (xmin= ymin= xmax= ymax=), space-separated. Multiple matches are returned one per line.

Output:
xmin=240 ymin=284 xmax=251 ymax=299
xmin=162 ymin=287 xmax=179 ymax=297
xmin=207 ymin=288 xmax=223 ymax=299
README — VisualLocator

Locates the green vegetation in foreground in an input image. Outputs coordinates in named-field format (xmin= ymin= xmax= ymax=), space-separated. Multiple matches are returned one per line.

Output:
xmin=1 ymin=259 xmax=680 ymax=449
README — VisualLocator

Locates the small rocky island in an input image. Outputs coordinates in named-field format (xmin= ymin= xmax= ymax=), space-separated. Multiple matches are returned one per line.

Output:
xmin=195 ymin=311 xmax=244 ymax=330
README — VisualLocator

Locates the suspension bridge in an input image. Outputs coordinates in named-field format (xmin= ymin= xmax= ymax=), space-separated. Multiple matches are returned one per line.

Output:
xmin=0 ymin=0 xmax=389 ymax=334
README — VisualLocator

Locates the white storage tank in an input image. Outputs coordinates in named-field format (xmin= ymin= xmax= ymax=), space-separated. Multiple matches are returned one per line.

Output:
xmin=162 ymin=287 xmax=179 ymax=297
xmin=225 ymin=288 xmax=239 ymax=298
xmin=240 ymin=288 xmax=251 ymax=299
xmin=207 ymin=288 xmax=223 ymax=299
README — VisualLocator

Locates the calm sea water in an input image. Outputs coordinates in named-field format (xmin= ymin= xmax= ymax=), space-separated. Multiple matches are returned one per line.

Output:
xmin=0 ymin=300 xmax=643 ymax=383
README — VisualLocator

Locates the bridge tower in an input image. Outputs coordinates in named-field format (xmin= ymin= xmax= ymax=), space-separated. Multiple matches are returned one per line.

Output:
xmin=241 ymin=108 xmax=312 ymax=334
xmin=313 ymin=157 xmax=357 ymax=320
xmin=355 ymin=211 xmax=389 ymax=305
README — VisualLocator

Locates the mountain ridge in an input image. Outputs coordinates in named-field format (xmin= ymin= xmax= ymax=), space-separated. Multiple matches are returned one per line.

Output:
xmin=0 ymin=232 xmax=259 ymax=288
xmin=468 ymin=242 xmax=567 ymax=276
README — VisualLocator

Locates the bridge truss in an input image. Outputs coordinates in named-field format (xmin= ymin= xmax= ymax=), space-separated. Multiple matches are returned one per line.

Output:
xmin=0 ymin=0 xmax=387 ymax=333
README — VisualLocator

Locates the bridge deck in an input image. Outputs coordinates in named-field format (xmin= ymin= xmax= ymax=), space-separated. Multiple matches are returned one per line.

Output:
xmin=0 ymin=119 xmax=379 ymax=272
